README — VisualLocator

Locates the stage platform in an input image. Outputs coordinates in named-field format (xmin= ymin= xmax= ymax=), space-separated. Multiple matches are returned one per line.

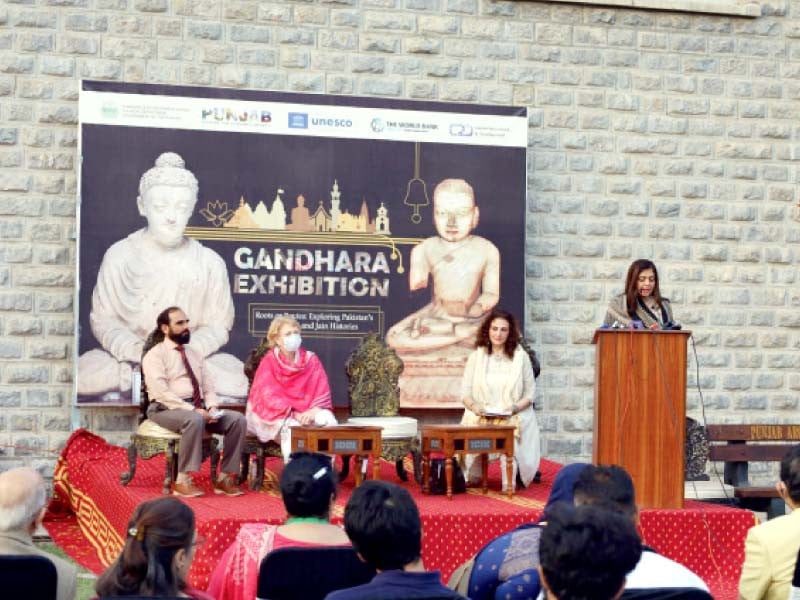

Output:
xmin=46 ymin=430 xmax=756 ymax=599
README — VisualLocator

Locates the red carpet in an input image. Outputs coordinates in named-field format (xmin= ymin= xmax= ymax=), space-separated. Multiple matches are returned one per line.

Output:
xmin=46 ymin=429 xmax=755 ymax=599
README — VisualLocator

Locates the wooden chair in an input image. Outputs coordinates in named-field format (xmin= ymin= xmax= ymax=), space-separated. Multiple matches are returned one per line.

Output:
xmin=343 ymin=332 xmax=419 ymax=482
xmin=240 ymin=342 xmax=282 ymax=491
xmin=0 ymin=555 xmax=57 ymax=600
xmin=256 ymin=546 xmax=374 ymax=600
xmin=239 ymin=433 xmax=282 ymax=491
xmin=120 ymin=334 xmax=219 ymax=495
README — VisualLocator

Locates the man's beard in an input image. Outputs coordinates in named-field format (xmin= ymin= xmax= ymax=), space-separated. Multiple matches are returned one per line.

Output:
xmin=168 ymin=329 xmax=191 ymax=345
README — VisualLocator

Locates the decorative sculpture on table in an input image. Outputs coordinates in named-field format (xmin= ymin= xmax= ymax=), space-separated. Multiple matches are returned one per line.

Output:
xmin=345 ymin=333 xmax=419 ymax=482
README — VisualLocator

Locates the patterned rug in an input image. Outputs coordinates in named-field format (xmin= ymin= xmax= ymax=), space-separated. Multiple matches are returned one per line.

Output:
xmin=45 ymin=429 xmax=754 ymax=599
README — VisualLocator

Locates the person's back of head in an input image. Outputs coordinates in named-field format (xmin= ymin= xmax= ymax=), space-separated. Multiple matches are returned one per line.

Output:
xmin=572 ymin=465 xmax=637 ymax=521
xmin=281 ymin=452 xmax=337 ymax=518
xmin=780 ymin=444 xmax=800 ymax=506
xmin=96 ymin=497 xmax=196 ymax=597
xmin=539 ymin=504 xmax=642 ymax=600
xmin=343 ymin=481 xmax=421 ymax=571
xmin=0 ymin=467 xmax=47 ymax=534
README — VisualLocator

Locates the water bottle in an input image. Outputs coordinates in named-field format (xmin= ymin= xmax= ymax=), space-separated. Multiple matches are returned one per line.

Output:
xmin=131 ymin=366 xmax=141 ymax=406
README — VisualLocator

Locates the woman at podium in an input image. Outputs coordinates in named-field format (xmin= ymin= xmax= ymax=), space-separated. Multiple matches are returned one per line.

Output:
xmin=603 ymin=259 xmax=675 ymax=329
xmin=246 ymin=315 xmax=337 ymax=461
xmin=460 ymin=308 xmax=540 ymax=492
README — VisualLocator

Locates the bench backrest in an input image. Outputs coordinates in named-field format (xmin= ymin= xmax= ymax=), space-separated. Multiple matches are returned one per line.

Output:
xmin=706 ymin=424 xmax=800 ymax=487
xmin=707 ymin=424 xmax=800 ymax=461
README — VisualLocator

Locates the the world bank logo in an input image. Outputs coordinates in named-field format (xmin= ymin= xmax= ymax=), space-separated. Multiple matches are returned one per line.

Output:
xmin=370 ymin=118 xmax=385 ymax=133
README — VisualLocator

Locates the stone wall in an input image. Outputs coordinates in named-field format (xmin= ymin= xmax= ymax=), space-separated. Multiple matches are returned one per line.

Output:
xmin=0 ymin=0 xmax=798 ymax=478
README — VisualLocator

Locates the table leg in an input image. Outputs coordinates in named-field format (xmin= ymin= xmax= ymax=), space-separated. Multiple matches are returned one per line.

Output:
xmin=422 ymin=453 xmax=430 ymax=494
xmin=481 ymin=453 xmax=489 ymax=495
xmin=445 ymin=455 xmax=454 ymax=500
xmin=373 ymin=453 xmax=381 ymax=481
xmin=354 ymin=455 xmax=364 ymax=487
xmin=506 ymin=452 xmax=514 ymax=498
xmin=339 ymin=455 xmax=351 ymax=482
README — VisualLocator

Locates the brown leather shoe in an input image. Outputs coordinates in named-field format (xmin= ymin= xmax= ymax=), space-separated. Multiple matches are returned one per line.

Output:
xmin=172 ymin=480 xmax=204 ymax=498
xmin=214 ymin=474 xmax=244 ymax=497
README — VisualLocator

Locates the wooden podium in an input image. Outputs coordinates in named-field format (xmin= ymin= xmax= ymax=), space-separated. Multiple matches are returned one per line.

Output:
xmin=593 ymin=329 xmax=691 ymax=509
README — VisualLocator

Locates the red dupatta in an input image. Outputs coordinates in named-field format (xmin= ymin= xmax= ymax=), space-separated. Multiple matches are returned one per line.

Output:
xmin=248 ymin=347 xmax=332 ymax=422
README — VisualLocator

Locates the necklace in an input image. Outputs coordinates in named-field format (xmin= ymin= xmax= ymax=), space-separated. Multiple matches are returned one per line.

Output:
xmin=284 ymin=516 xmax=329 ymax=525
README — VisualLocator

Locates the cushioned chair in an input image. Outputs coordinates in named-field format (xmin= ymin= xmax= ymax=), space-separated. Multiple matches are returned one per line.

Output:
xmin=0 ymin=554 xmax=57 ymax=600
xmin=343 ymin=332 xmax=419 ymax=482
xmin=120 ymin=334 xmax=219 ymax=495
xmin=256 ymin=546 xmax=375 ymax=600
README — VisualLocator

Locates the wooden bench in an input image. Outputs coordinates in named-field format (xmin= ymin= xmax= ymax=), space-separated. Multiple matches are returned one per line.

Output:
xmin=707 ymin=424 xmax=800 ymax=518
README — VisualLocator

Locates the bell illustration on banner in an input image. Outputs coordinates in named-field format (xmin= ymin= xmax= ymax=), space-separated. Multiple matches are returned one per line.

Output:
xmin=403 ymin=142 xmax=430 ymax=224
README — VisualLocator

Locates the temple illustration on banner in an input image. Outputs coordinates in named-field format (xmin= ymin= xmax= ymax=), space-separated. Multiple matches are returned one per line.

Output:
xmin=219 ymin=180 xmax=391 ymax=235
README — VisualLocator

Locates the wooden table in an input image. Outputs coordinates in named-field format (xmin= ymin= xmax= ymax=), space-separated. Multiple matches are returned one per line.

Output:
xmin=421 ymin=424 xmax=516 ymax=499
xmin=291 ymin=425 xmax=382 ymax=487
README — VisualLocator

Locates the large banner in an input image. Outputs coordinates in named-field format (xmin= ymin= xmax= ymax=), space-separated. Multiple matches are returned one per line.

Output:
xmin=76 ymin=81 xmax=527 ymax=408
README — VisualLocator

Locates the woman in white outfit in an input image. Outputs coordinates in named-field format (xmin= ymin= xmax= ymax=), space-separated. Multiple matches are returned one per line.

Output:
xmin=461 ymin=308 xmax=541 ymax=492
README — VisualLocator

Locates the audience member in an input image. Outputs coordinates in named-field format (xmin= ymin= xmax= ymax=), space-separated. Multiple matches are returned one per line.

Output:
xmin=207 ymin=452 xmax=350 ymax=600
xmin=789 ymin=544 xmax=800 ymax=600
xmin=95 ymin=497 xmax=211 ymax=599
xmin=452 ymin=463 xmax=590 ymax=599
xmin=573 ymin=466 xmax=709 ymax=594
xmin=739 ymin=444 xmax=800 ymax=600
xmin=0 ymin=467 xmax=76 ymax=600
xmin=539 ymin=503 xmax=642 ymax=600
xmin=325 ymin=481 xmax=466 ymax=600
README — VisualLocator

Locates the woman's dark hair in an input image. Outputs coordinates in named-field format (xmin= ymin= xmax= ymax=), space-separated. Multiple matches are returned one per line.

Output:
xmin=95 ymin=497 xmax=195 ymax=597
xmin=623 ymin=259 xmax=663 ymax=317
xmin=344 ymin=481 xmax=421 ymax=571
xmin=475 ymin=308 xmax=521 ymax=358
xmin=281 ymin=452 xmax=337 ymax=518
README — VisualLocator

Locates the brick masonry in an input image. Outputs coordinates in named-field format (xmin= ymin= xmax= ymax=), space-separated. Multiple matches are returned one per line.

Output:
xmin=0 ymin=0 xmax=799 ymax=482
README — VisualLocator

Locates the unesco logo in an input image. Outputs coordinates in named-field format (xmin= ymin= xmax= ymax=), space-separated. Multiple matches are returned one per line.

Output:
xmin=288 ymin=112 xmax=308 ymax=129
xmin=311 ymin=116 xmax=353 ymax=128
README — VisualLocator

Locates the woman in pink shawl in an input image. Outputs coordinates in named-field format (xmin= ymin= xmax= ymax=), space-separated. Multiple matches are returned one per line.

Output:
xmin=246 ymin=315 xmax=337 ymax=460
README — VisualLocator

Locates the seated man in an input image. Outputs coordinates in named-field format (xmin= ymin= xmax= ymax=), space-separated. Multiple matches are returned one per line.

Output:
xmin=141 ymin=306 xmax=246 ymax=498
xmin=452 ymin=464 xmax=709 ymax=600
xmin=0 ymin=467 xmax=77 ymax=600
xmin=739 ymin=444 xmax=800 ymax=600
xmin=78 ymin=151 xmax=247 ymax=401
xmin=326 ymin=481 xmax=467 ymax=600
xmin=539 ymin=504 xmax=642 ymax=600
xmin=574 ymin=466 xmax=710 ymax=596
xmin=387 ymin=178 xmax=499 ymax=353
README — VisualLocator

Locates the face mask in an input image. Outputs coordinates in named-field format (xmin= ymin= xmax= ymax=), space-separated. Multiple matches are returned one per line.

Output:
xmin=283 ymin=333 xmax=302 ymax=352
